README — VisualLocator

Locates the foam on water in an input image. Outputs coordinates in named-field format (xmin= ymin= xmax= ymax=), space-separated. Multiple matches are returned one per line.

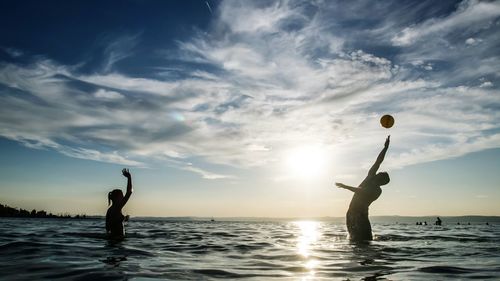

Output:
xmin=0 ymin=218 xmax=499 ymax=280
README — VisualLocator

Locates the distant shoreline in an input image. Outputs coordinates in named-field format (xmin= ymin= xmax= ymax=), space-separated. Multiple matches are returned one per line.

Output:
xmin=1 ymin=215 xmax=497 ymax=224
xmin=0 ymin=203 xmax=91 ymax=220
xmin=2 ymin=203 xmax=498 ymax=223
xmin=117 ymin=215 xmax=500 ymax=224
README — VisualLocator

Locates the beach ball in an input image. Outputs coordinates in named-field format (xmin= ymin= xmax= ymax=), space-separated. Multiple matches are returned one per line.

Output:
xmin=380 ymin=115 xmax=394 ymax=128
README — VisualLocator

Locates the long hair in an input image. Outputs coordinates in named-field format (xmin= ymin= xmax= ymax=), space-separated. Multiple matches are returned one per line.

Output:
xmin=108 ymin=189 xmax=122 ymax=206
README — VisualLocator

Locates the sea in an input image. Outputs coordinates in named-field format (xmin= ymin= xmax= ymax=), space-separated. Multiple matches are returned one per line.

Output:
xmin=1 ymin=218 xmax=499 ymax=280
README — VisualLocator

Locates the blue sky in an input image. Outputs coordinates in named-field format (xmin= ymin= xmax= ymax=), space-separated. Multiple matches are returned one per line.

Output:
xmin=0 ymin=0 xmax=499 ymax=217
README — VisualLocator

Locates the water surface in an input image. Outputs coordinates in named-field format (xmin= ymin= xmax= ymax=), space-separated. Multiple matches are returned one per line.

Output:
xmin=1 ymin=218 xmax=499 ymax=280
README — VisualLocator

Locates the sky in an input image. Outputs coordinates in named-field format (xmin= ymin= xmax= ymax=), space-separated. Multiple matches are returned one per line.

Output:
xmin=0 ymin=0 xmax=499 ymax=217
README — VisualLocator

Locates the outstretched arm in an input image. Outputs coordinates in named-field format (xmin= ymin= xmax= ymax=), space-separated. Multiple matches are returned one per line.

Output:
xmin=335 ymin=182 xmax=359 ymax=193
xmin=367 ymin=135 xmax=390 ymax=177
xmin=119 ymin=168 xmax=133 ymax=209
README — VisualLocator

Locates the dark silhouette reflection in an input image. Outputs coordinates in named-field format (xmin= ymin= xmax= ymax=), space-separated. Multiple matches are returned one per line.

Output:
xmin=336 ymin=136 xmax=390 ymax=241
xmin=101 ymin=256 xmax=127 ymax=267
xmin=350 ymin=242 xmax=394 ymax=280
xmin=106 ymin=169 xmax=133 ymax=240
xmin=101 ymin=239 xmax=128 ymax=267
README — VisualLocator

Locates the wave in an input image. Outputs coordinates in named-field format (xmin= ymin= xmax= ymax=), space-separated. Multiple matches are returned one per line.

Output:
xmin=419 ymin=266 xmax=475 ymax=274
xmin=1 ymin=218 xmax=499 ymax=280
xmin=375 ymin=233 xmax=495 ymax=243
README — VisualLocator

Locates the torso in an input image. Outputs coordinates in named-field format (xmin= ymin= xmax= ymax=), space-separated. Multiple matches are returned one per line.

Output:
xmin=345 ymin=175 xmax=382 ymax=241
xmin=106 ymin=206 xmax=125 ymax=237
xmin=348 ymin=176 xmax=382 ymax=211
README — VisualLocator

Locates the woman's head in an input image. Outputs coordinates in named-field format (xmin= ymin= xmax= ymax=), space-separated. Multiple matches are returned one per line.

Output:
xmin=108 ymin=189 xmax=123 ymax=206
xmin=375 ymin=172 xmax=390 ymax=186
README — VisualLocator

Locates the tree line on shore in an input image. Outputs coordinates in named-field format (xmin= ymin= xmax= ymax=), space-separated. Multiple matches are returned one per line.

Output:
xmin=0 ymin=203 xmax=87 ymax=219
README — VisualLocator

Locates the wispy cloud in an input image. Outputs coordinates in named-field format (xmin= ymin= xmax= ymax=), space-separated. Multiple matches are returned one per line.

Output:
xmin=205 ymin=1 xmax=213 ymax=14
xmin=94 ymin=89 xmax=124 ymax=100
xmin=182 ymin=163 xmax=234 ymax=180
xmin=391 ymin=1 xmax=500 ymax=46
xmin=2 ymin=47 xmax=23 ymax=58
xmin=0 ymin=0 xmax=499 ymax=179
xmin=101 ymin=34 xmax=141 ymax=73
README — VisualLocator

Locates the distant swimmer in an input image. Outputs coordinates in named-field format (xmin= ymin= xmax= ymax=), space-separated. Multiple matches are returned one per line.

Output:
xmin=435 ymin=217 xmax=442 ymax=226
xmin=336 ymin=136 xmax=390 ymax=241
xmin=106 ymin=169 xmax=133 ymax=239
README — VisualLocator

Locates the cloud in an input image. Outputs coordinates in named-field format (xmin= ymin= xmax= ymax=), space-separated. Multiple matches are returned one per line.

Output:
xmin=205 ymin=1 xmax=213 ymax=14
xmin=218 ymin=1 xmax=294 ymax=33
xmin=59 ymin=146 xmax=143 ymax=166
xmin=94 ymin=89 xmax=123 ymax=100
xmin=3 ymin=47 xmax=23 ymax=58
xmin=465 ymin=37 xmax=482 ymax=46
xmin=386 ymin=0 xmax=500 ymax=88
xmin=391 ymin=0 xmax=500 ymax=46
xmin=101 ymin=34 xmax=141 ymax=73
xmin=479 ymin=81 xmax=493 ymax=88
xmin=0 ymin=0 xmax=499 ymax=179
xmin=182 ymin=163 xmax=234 ymax=180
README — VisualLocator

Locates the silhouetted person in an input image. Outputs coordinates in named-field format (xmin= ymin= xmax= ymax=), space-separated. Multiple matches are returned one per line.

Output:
xmin=106 ymin=169 xmax=133 ymax=239
xmin=435 ymin=217 xmax=442 ymax=226
xmin=336 ymin=136 xmax=390 ymax=241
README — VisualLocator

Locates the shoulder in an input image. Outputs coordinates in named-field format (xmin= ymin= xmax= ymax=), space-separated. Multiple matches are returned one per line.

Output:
xmin=359 ymin=174 xmax=374 ymax=188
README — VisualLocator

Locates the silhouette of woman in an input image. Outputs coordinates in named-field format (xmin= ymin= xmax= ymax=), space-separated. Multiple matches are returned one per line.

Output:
xmin=336 ymin=136 xmax=390 ymax=241
xmin=106 ymin=169 xmax=133 ymax=239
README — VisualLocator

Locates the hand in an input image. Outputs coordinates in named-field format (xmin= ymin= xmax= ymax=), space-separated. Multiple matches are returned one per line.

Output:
xmin=122 ymin=168 xmax=131 ymax=178
xmin=384 ymin=135 xmax=390 ymax=148
xmin=335 ymin=182 xmax=346 ymax=189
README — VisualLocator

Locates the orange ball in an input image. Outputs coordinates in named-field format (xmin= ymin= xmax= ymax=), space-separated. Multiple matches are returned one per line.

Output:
xmin=380 ymin=115 xmax=394 ymax=128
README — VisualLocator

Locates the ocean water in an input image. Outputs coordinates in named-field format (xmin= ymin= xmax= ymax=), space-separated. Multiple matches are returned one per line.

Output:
xmin=1 ymin=218 xmax=499 ymax=280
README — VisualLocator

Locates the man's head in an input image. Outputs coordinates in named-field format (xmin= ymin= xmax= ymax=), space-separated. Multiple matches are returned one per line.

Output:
xmin=375 ymin=172 xmax=390 ymax=186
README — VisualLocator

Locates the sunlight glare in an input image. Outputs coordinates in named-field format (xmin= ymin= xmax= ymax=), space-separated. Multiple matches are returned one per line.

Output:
xmin=285 ymin=145 xmax=328 ymax=179
xmin=295 ymin=221 xmax=321 ymax=280
xmin=295 ymin=221 xmax=320 ymax=258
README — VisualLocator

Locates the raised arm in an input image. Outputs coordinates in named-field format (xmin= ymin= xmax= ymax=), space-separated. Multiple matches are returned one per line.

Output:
xmin=367 ymin=136 xmax=390 ymax=177
xmin=119 ymin=168 xmax=133 ymax=209
xmin=335 ymin=182 xmax=359 ymax=193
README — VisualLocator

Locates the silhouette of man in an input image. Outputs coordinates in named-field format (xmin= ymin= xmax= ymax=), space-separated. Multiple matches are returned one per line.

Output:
xmin=336 ymin=136 xmax=390 ymax=241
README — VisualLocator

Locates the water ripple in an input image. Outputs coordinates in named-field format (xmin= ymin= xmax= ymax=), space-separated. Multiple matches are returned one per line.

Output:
xmin=0 ymin=218 xmax=499 ymax=280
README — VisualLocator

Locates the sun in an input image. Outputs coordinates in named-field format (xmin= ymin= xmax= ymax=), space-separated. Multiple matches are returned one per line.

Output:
xmin=285 ymin=145 xmax=328 ymax=179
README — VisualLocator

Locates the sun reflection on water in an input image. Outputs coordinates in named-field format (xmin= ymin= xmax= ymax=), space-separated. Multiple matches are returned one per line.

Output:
xmin=294 ymin=221 xmax=321 ymax=280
